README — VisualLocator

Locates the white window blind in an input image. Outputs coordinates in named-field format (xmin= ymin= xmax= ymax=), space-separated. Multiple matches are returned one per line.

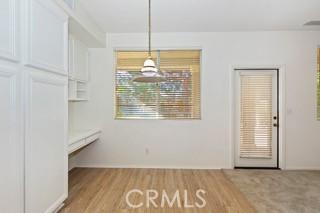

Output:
xmin=115 ymin=50 xmax=201 ymax=119
xmin=240 ymin=74 xmax=273 ymax=158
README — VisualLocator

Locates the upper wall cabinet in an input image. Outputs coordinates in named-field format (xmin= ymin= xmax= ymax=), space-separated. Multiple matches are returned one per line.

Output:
xmin=25 ymin=0 xmax=68 ymax=75
xmin=69 ymin=35 xmax=89 ymax=81
xmin=0 ymin=0 xmax=19 ymax=62
xmin=54 ymin=0 xmax=106 ymax=48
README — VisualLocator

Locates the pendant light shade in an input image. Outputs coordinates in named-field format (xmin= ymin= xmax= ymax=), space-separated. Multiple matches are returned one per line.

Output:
xmin=133 ymin=0 xmax=166 ymax=83
xmin=141 ymin=57 xmax=158 ymax=73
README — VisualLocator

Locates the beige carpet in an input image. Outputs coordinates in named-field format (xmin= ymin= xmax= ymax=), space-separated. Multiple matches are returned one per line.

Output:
xmin=223 ymin=169 xmax=320 ymax=213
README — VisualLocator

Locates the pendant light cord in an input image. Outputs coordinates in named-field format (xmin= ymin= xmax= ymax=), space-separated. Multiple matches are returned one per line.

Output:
xmin=148 ymin=0 xmax=151 ymax=57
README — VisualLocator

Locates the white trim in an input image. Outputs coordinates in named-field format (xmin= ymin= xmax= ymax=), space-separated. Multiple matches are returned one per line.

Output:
xmin=71 ymin=165 xmax=320 ymax=171
xmin=228 ymin=67 xmax=235 ymax=169
xmin=45 ymin=193 xmax=67 ymax=213
xmin=229 ymin=65 xmax=286 ymax=169
xmin=278 ymin=66 xmax=286 ymax=169
xmin=284 ymin=167 xmax=320 ymax=170
xmin=113 ymin=46 xmax=203 ymax=52
xmin=74 ymin=164 xmax=225 ymax=170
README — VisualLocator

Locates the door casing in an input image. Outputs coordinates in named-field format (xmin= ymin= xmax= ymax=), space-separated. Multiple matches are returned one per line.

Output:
xmin=234 ymin=69 xmax=278 ymax=168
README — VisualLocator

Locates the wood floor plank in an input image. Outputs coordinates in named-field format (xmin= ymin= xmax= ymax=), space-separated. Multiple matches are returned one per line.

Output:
xmin=60 ymin=168 xmax=255 ymax=213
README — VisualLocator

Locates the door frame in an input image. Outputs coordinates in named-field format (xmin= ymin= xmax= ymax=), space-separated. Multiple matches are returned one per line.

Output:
xmin=229 ymin=65 xmax=286 ymax=170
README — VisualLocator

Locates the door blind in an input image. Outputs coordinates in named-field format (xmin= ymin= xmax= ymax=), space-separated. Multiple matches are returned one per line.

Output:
xmin=115 ymin=50 xmax=201 ymax=119
xmin=240 ymin=74 xmax=273 ymax=158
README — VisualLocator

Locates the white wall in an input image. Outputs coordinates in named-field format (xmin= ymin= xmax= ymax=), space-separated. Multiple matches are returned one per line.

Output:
xmin=74 ymin=31 xmax=320 ymax=169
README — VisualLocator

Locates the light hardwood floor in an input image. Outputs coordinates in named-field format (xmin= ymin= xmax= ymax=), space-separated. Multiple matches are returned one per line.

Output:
xmin=60 ymin=168 xmax=255 ymax=213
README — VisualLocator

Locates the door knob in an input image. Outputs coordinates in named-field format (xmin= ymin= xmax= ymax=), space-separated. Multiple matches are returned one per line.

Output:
xmin=273 ymin=123 xmax=278 ymax=127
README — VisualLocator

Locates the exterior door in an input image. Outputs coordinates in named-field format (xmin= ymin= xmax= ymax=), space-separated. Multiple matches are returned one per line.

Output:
xmin=235 ymin=69 xmax=278 ymax=168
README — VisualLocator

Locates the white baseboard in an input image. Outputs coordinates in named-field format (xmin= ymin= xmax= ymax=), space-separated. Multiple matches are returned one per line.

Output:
xmin=72 ymin=163 xmax=320 ymax=171
xmin=45 ymin=193 xmax=67 ymax=213
xmin=283 ymin=167 xmax=320 ymax=170
xmin=68 ymin=155 xmax=78 ymax=171
xmin=74 ymin=164 xmax=225 ymax=170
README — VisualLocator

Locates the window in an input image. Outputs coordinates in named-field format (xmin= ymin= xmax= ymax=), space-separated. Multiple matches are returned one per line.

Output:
xmin=115 ymin=50 xmax=201 ymax=119
xmin=318 ymin=48 xmax=320 ymax=120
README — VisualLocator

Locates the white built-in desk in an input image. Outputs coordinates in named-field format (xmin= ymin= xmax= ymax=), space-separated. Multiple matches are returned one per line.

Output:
xmin=68 ymin=129 xmax=101 ymax=154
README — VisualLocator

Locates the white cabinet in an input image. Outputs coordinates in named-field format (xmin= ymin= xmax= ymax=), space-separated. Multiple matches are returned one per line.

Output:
xmin=0 ymin=0 xmax=19 ymax=61
xmin=25 ymin=71 xmax=68 ymax=213
xmin=0 ymin=0 xmax=23 ymax=213
xmin=23 ymin=0 xmax=69 ymax=212
xmin=0 ymin=65 xmax=23 ymax=213
xmin=55 ymin=0 xmax=106 ymax=47
xmin=68 ymin=36 xmax=75 ymax=78
xmin=1 ymin=0 xmax=103 ymax=211
xmin=25 ymin=0 xmax=68 ymax=75
xmin=68 ymin=79 xmax=89 ymax=101
xmin=69 ymin=35 xmax=89 ymax=81
xmin=68 ymin=35 xmax=89 ymax=101
xmin=74 ymin=39 xmax=89 ymax=81
xmin=0 ymin=0 xmax=69 ymax=212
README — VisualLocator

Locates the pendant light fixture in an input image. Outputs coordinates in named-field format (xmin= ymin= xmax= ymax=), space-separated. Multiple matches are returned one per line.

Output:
xmin=133 ymin=0 xmax=166 ymax=83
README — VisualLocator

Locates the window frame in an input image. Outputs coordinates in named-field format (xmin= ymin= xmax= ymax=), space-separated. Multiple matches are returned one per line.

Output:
xmin=113 ymin=49 xmax=202 ymax=120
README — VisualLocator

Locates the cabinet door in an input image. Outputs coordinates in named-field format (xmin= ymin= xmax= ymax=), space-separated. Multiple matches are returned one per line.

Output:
xmin=68 ymin=36 xmax=75 ymax=78
xmin=0 ymin=65 xmax=23 ymax=213
xmin=25 ymin=0 xmax=68 ymax=75
xmin=0 ymin=0 xmax=19 ymax=61
xmin=25 ymin=70 xmax=68 ymax=213
xmin=74 ymin=38 xmax=89 ymax=81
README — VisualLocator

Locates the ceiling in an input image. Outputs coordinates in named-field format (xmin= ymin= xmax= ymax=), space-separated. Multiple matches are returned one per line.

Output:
xmin=78 ymin=0 xmax=320 ymax=33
